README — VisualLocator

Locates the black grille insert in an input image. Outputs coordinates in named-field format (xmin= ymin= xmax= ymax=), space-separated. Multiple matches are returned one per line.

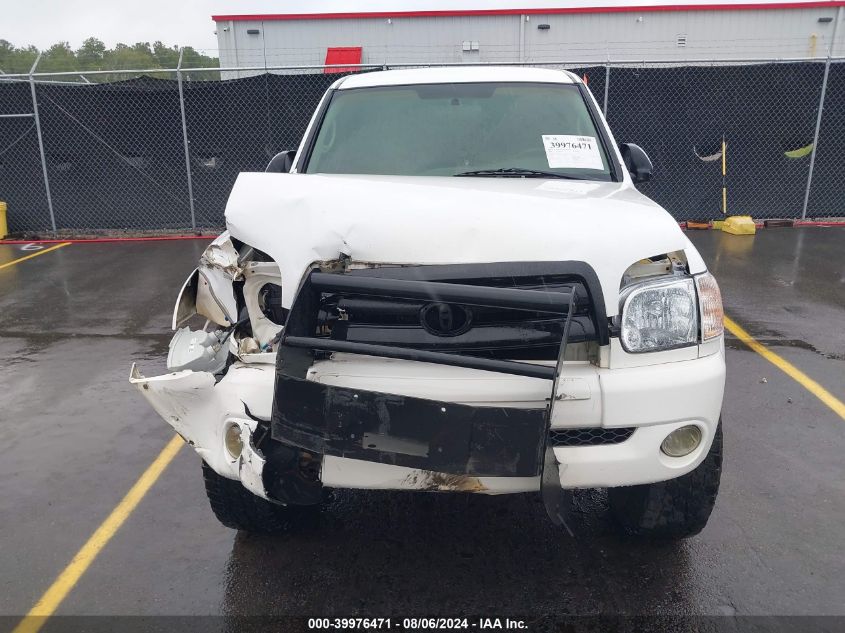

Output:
xmin=314 ymin=270 xmax=600 ymax=360
xmin=549 ymin=427 xmax=635 ymax=447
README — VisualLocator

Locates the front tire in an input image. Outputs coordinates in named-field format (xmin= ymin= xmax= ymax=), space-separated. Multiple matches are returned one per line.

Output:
xmin=203 ymin=461 xmax=302 ymax=533
xmin=608 ymin=421 xmax=723 ymax=539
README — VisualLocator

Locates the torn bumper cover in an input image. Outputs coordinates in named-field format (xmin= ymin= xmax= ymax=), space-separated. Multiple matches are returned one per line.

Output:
xmin=131 ymin=261 xmax=724 ymax=509
xmin=129 ymin=362 xmax=274 ymax=499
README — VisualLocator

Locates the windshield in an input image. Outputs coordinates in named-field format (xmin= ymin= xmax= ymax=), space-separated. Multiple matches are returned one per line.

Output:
xmin=304 ymin=82 xmax=614 ymax=180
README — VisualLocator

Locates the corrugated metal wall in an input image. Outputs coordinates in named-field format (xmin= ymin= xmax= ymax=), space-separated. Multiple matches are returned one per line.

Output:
xmin=523 ymin=8 xmax=842 ymax=60
xmin=216 ymin=16 xmax=522 ymax=68
xmin=215 ymin=7 xmax=843 ymax=70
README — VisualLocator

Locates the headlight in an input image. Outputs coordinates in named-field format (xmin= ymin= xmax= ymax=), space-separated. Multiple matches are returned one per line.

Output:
xmin=621 ymin=277 xmax=698 ymax=352
xmin=695 ymin=272 xmax=724 ymax=340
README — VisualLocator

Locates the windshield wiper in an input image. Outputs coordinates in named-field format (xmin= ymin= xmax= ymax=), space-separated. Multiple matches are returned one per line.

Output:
xmin=453 ymin=167 xmax=581 ymax=180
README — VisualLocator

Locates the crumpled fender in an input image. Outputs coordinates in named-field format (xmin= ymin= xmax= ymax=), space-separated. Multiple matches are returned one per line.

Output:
xmin=172 ymin=232 xmax=240 ymax=329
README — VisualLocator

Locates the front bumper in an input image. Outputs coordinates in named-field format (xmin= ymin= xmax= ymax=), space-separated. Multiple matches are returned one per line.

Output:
xmin=130 ymin=343 xmax=724 ymax=497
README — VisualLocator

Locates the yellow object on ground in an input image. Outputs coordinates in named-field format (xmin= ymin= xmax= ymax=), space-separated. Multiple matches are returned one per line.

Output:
xmin=712 ymin=220 xmax=725 ymax=230
xmin=721 ymin=215 xmax=756 ymax=235
xmin=0 ymin=201 xmax=7 ymax=239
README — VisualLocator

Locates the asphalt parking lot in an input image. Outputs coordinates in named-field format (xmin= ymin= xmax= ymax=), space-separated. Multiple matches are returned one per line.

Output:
xmin=0 ymin=228 xmax=843 ymax=626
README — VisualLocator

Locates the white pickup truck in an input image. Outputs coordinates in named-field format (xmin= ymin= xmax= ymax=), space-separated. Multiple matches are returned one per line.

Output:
xmin=131 ymin=67 xmax=725 ymax=539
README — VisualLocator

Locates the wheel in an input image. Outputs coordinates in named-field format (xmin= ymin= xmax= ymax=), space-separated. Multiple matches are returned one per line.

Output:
xmin=608 ymin=421 xmax=723 ymax=539
xmin=202 ymin=461 xmax=304 ymax=533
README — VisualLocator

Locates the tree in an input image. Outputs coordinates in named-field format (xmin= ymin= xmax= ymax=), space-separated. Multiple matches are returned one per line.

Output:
xmin=40 ymin=42 xmax=77 ymax=73
xmin=0 ymin=39 xmax=14 ymax=68
xmin=77 ymin=38 xmax=106 ymax=70
xmin=0 ymin=38 xmax=218 ymax=80
xmin=152 ymin=41 xmax=180 ymax=69
xmin=0 ymin=40 xmax=39 ymax=73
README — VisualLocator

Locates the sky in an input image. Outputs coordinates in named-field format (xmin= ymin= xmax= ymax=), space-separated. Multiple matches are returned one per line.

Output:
xmin=5 ymin=0 xmax=222 ymax=53
xmin=3 ymin=0 xmax=831 ymax=53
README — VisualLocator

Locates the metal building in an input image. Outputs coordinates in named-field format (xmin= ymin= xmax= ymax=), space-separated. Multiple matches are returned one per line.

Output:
xmin=212 ymin=0 xmax=845 ymax=71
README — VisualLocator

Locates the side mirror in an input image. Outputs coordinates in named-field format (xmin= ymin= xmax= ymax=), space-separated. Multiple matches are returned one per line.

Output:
xmin=266 ymin=150 xmax=297 ymax=173
xmin=619 ymin=143 xmax=653 ymax=183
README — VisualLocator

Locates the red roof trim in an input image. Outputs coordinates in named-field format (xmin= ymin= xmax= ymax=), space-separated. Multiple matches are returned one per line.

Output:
xmin=213 ymin=2 xmax=844 ymax=21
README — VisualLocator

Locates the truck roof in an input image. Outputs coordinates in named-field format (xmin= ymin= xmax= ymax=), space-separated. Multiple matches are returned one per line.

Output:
xmin=336 ymin=66 xmax=580 ymax=89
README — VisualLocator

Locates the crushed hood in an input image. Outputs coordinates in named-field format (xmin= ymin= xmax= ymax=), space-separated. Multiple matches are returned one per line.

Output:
xmin=225 ymin=173 xmax=705 ymax=315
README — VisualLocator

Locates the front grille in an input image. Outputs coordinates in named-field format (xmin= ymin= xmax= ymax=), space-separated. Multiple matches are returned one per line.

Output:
xmin=314 ymin=268 xmax=601 ymax=361
xmin=549 ymin=427 xmax=635 ymax=447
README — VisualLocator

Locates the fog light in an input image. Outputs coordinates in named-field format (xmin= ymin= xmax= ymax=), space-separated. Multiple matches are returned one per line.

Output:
xmin=660 ymin=425 xmax=702 ymax=457
xmin=224 ymin=423 xmax=243 ymax=459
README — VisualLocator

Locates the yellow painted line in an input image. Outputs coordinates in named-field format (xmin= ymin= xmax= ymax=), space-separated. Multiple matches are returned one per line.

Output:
xmin=12 ymin=435 xmax=184 ymax=633
xmin=725 ymin=315 xmax=845 ymax=421
xmin=0 ymin=243 xmax=71 ymax=270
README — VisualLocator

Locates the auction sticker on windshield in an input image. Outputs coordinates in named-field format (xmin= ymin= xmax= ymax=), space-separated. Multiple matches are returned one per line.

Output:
xmin=542 ymin=135 xmax=603 ymax=170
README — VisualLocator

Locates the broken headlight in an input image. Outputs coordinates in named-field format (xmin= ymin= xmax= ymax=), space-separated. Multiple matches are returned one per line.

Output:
xmin=620 ymin=277 xmax=698 ymax=353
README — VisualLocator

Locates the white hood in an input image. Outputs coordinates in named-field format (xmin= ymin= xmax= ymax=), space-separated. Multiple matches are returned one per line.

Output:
xmin=225 ymin=173 xmax=705 ymax=316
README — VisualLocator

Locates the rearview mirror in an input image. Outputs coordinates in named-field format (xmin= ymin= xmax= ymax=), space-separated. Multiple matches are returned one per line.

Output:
xmin=619 ymin=143 xmax=653 ymax=183
xmin=266 ymin=150 xmax=296 ymax=173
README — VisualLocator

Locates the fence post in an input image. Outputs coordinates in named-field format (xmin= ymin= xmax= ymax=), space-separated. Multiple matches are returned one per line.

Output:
xmin=603 ymin=58 xmax=611 ymax=117
xmin=802 ymin=6 xmax=841 ymax=219
xmin=177 ymin=49 xmax=197 ymax=231
xmin=802 ymin=55 xmax=832 ymax=219
xmin=28 ymin=53 xmax=57 ymax=233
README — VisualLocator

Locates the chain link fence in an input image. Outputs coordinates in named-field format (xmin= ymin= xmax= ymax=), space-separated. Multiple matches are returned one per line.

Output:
xmin=0 ymin=81 xmax=49 ymax=232
xmin=604 ymin=61 xmax=830 ymax=219
xmin=806 ymin=59 xmax=845 ymax=216
xmin=182 ymin=72 xmax=348 ymax=228
xmin=38 ymin=74 xmax=191 ymax=230
xmin=1 ymin=57 xmax=843 ymax=235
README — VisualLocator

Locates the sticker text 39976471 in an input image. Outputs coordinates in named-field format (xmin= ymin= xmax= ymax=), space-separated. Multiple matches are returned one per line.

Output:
xmin=542 ymin=135 xmax=603 ymax=170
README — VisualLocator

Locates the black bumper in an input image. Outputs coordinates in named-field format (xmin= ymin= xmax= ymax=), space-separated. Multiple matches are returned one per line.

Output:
xmin=270 ymin=261 xmax=605 ymax=482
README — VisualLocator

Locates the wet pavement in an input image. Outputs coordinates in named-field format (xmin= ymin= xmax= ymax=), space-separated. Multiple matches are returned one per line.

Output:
xmin=0 ymin=228 xmax=843 ymax=620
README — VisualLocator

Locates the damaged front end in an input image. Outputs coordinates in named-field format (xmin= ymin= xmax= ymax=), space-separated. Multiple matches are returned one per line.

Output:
xmin=132 ymin=234 xmax=605 ymax=522
xmin=170 ymin=233 xmax=285 ymax=363
xmin=132 ymin=233 xmax=313 ymax=502
xmin=272 ymin=262 xmax=603 ymax=523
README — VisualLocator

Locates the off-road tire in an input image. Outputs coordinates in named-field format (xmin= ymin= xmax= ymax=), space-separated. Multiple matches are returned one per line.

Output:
xmin=608 ymin=421 xmax=723 ymax=539
xmin=202 ymin=461 xmax=298 ymax=533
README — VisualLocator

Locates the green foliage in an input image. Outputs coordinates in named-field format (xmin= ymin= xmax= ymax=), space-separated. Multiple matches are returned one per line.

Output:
xmin=0 ymin=39 xmax=39 ymax=74
xmin=0 ymin=38 xmax=219 ymax=81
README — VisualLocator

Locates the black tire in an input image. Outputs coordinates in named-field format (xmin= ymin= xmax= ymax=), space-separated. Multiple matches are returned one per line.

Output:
xmin=202 ymin=461 xmax=300 ymax=533
xmin=608 ymin=421 xmax=723 ymax=539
